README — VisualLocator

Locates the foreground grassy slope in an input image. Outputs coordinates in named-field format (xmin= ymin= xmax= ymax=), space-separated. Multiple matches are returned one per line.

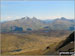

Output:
xmin=44 ymin=32 xmax=74 ymax=55
xmin=1 ymin=33 xmax=67 ymax=55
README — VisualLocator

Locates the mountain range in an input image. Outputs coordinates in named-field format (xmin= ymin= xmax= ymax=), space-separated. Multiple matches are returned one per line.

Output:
xmin=1 ymin=17 xmax=74 ymax=32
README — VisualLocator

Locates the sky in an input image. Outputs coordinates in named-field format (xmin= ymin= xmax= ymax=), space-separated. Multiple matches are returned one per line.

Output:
xmin=1 ymin=1 xmax=74 ymax=21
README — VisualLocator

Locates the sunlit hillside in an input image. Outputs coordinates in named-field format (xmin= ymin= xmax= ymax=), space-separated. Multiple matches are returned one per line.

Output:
xmin=1 ymin=30 xmax=72 ymax=55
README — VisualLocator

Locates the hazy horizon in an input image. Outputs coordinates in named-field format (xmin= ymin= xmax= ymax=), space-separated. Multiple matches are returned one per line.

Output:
xmin=1 ymin=1 xmax=74 ymax=21
xmin=1 ymin=16 xmax=74 ymax=22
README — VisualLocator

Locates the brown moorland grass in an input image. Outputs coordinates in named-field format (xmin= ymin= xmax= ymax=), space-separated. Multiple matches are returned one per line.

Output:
xmin=1 ymin=33 xmax=68 ymax=55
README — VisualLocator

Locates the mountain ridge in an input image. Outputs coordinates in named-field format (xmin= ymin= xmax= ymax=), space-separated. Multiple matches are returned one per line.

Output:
xmin=1 ymin=17 xmax=74 ymax=32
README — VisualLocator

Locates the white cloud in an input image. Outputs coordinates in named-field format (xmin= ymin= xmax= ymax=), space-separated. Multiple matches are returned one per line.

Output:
xmin=37 ymin=16 xmax=74 ymax=20
xmin=1 ymin=16 xmax=21 ymax=21
xmin=1 ymin=15 xmax=74 ymax=22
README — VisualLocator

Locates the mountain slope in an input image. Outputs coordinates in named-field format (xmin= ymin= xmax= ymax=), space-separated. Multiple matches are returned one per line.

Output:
xmin=44 ymin=31 xmax=74 ymax=55
xmin=1 ymin=17 xmax=74 ymax=32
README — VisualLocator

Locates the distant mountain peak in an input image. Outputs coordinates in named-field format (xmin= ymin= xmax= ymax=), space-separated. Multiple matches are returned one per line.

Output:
xmin=32 ymin=17 xmax=37 ymax=20
xmin=25 ymin=16 xmax=30 ymax=19
xmin=21 ymin=17 xmax=25 ymax=19
xmin=21 ymin=16 xmax=30 ymax=20
xmin=60 ymin=17 xmax=67 ymax=20
xmin=55 ymin=17 xmax=67 ymax=21
xmin=1 ymin=16 xmax=74 ymax=32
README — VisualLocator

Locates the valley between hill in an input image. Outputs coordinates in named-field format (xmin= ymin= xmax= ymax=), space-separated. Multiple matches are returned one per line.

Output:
xmin=1 ymin=31 xmax=72 ymax=55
